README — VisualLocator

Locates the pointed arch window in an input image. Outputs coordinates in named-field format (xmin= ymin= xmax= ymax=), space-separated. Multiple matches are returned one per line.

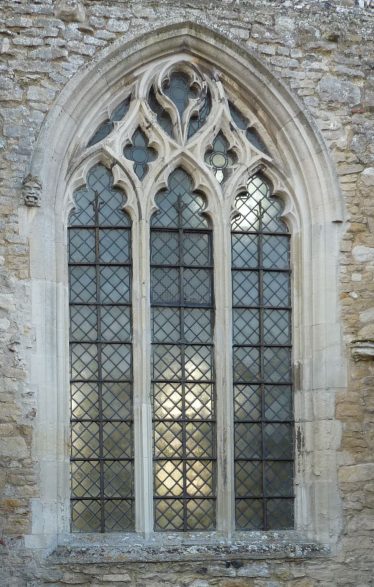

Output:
xmin=68 ymin=59 xmax=293 ymax=534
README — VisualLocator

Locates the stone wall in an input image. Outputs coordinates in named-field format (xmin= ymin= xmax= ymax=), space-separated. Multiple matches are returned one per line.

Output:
xmin=0 ymin=0 xmax=373 ymax=585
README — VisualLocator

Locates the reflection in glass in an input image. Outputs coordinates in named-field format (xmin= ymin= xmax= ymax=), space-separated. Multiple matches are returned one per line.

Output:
xmin=69 ymin=164 xmax=134 ymax=532
xmin=151 ymin=168 xmax=215 ymax=531
xmin=205 ymin=132 xmax=236 ymax=183
xmin=231 ymin=174 xmax=293 ymax=530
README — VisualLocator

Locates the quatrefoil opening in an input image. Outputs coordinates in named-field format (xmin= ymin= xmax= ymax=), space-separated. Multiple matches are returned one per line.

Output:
xmin=123 ymin=127 xmax=157 ymax=180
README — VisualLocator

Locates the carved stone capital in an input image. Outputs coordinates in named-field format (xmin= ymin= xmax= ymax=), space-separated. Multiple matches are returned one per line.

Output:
xmin=23 ymin=174 xmax=42 ymax=207
xmin=351 ymin=340 xmax=374 ymax=361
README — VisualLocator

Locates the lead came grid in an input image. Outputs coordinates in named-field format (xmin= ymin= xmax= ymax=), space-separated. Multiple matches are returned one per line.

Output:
xmin=151 ymin=168 xmax=216 ymax=531
xmin=69 ymin=164 xmax=134 ymax=532
xmin=232 ymin=174 xmax=294 ymax=530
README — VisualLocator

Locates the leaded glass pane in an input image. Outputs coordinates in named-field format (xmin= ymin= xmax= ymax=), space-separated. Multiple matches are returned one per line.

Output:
xmin=151 ymin=168 xmax=215 ymax=531
xmin=124 ymin=127 xmax=157 ymax=180
xmin=69 ymin=164 xmax=134 ymax=533
xmin=204 ymin=131 xmax=236 ymax=183
xmin=232 ymin=173 xmax=293 ymax=531
xmin=164 ymin=72 xmax=197 ymax=119
xmin=148 ymin=86 xmax=174 ymax=138
xmin=188 ymin=90 xmax=211 ymax=139
xmin=87 ymin=96 xmax=130 ymax=147
xmin=229 ymin=101 xmax=268 ymax=154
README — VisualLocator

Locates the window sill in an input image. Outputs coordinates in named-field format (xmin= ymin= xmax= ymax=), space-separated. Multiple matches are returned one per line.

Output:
xmin=50 ymin=531 xmax=330 ymax=564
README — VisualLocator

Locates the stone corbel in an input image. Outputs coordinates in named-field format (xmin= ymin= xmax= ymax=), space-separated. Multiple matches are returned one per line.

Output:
xmin=351 ymin=339 xmax=374 ymax=361
xmin=23 ymin=174 xmax=42 ymax=207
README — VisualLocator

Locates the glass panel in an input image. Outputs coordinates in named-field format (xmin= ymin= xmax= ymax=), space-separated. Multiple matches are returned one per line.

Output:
xmin=151 ymin=168 xmax=215 ymax=531
xmin=263 ymin=310 xmax=291 ymax=345
xmin=69 ymin=164 xmax=134 ymax=533
xmin=264 ymin=385 xmax=292 ymax=421
xmin=70 ymin=305 xmax=98 ymax=341
xmin=263 ymin=347 xmax=291 ymax=383
xmin=186 ymin=499 xmax=215 ymax=530
xmin=232 ymin=234 xmax=258 ymax=268
xmin=204 ymin=131 xmax=236 ymax=183
xmin=232 ymin=173 xmax=293 ymax=530
xmin=102 ymin=382 xmax=132 ymax=420
xmin=104 ymin=500 xmax=134 ymax=532
xmin=182 ymin=233 xmax=211 ymax=266
xmin=235 ymin=423 xmax=262 ymax=459
xmin=264 ymin=461 xmax=293 ymax=497
xmin=71 ymin=461 xmax=100 ymax=498
xmin=71 ymin=343 xmax=98 ymax=380
xmin=233 ymin=347 xmax=260 ymax=383
xmin=69 ymin=187 xmax=95 ymax=227
xmin=266 ymin=499 xmax=294 ymax=530
xmin=101 ymin=344 xmax=132 ymax=380
xmin=101 ymin=306 xmax=131 ymax=342
xmin=188 ymin=90 xmax=211 ymax=139
xmin=151 ymin=232 xmax=179 ymax=265
xmin=87 ymin=96 xmax=130 ymax=147
xmin=99 ymin=229 xmax=130 ymax=263
xmin=69 ymin=229 xmax=95 ymax=263
xmin=69 ymin=266 xmax=96 ymax=303
xmin=263 ymin=423 xmax=293 ymax=460
xmin=152 ymin=307 xmax=181 ymax=342
xmin=183 ymin=268 xmax=212 ymax=305
xmin=232 ymin=271 xmax=259 ymax=306
xmin=153 ymin=383 xmax=183 ymax=420
xmin=100 ymin=266 xmax=131 ymax=304
xmin=164 ymin=72 xmax=196 ymax=119
xmin=155 ymin=498 xmax=184 ymax=531
xmin=233 ymin=309 xmax=260 ymax=345
xmin=235 ymin=461 xmax=262 ymax=497
xmin=153 ymin=344 xmax=182 ymax=380
xmin=102 ymin=421 xmax=133 ymax=458
xmin=184 ymin=309 xmax=212 ymax=343
xmin=263 ymin=235 xmax=289 ymax=269
xmin=124 ymin=127 xmax=157 ymax=180
xmin=148 ymin=86 xmax=173 ymax=137
xmin=71 ymin=500 xmax=101 ymax=533
xmin=234 ymin=384 xmax=261 ymax=421
xmin=151 ymin=268 xmax=180 ymax=304
xmin=71 ymin=382 xmax=99 ymax=420
xmin=185 ymin=383 xmax=213 ymax=419
xmin=229 ymin=101 xmax=268 ymax=154
xmin=235 ymin=499 xmax=263 ymax=530
xmin=263 ymin=272 xmax=290 ymax=307
xmin=71 ymin=422 xmax=100 ymax=459
xmin=154 ymin=422 xmax=183 ymax=458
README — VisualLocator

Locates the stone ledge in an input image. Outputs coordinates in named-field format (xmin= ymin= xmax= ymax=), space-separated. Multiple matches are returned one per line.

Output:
xmin=49 ymin=532 xmax=330 ymax=564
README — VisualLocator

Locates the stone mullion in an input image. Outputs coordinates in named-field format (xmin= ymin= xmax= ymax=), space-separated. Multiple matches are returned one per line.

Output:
xmin=132 ymin=215 xmax=153 ymax=536
xmin=214 ymin=212 xmax=235 ymax=537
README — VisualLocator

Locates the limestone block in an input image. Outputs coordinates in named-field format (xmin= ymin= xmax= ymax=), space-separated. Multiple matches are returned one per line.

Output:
xmin=361 ymin=167 xmax=374 ymax=187
xmin=317 ymin=75 xmax=361 ymax=105
xmin=0 ymin=436 xmax=28 ymax=458
xmin=339 ymin=463 xmax=374 ymax=483
xmin=54 ymin=0 xmax=86 ymax=23
xmin=352 ymin=245 xmax=374 ymax=264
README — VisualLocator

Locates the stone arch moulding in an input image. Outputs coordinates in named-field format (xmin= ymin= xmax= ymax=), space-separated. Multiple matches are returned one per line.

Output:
xmin=22 ymin=20 xmax=346 ymax=553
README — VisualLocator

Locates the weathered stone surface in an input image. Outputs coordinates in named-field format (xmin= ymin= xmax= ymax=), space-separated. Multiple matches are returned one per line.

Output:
xmin=317 ymin=75 xmax=361 ymax=105
xmin=0 ymin=0 xmax=373 ymax=585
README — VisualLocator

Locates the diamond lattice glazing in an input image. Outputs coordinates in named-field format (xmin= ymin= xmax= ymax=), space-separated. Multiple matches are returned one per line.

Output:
xmin=69 ymin=164 xmax=134 ymax=533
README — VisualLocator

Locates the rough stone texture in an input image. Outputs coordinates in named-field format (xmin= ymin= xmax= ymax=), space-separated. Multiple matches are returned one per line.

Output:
xmin=0 ymin=0 xmax=373 ymax=585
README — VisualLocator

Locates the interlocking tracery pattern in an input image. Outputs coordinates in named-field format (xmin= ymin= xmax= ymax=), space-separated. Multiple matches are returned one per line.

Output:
xmin=69 ymin=57 xmax=292 ymax=534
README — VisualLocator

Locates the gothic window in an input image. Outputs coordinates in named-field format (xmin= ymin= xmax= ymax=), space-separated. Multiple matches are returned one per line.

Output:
xmin=68 ymin=59 xmax=293 ymax=534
